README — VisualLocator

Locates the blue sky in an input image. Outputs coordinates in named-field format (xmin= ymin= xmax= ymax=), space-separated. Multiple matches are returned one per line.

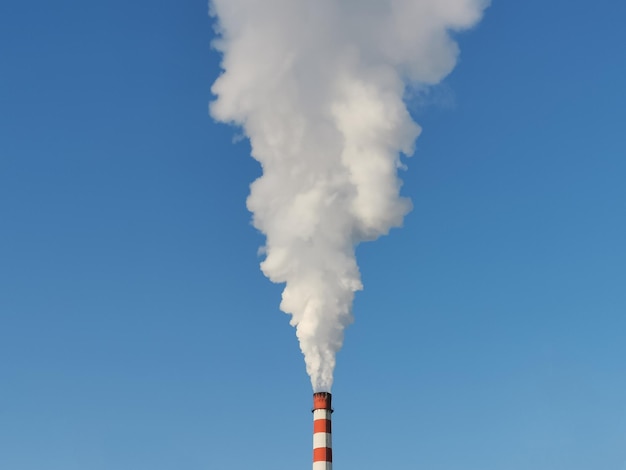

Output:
xmin=1 ymin=1 xmax=625 ymax=469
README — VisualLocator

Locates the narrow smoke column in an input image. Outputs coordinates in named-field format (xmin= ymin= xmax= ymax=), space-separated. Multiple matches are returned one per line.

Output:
xmin=312 ymin=392 xmax=333 ymax=470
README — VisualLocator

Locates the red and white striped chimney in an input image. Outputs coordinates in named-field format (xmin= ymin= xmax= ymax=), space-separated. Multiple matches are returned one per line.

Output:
xmin=312 ymin=392 xmax=333 ymax=470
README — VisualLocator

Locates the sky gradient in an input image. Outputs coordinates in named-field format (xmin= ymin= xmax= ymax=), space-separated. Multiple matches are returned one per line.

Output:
xmin=1 ymin=1 xmax=625 ymax=469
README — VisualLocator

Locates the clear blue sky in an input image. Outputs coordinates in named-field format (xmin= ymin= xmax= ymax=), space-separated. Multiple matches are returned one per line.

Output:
xmin=1 ymin=1 xmax=625 ymax=469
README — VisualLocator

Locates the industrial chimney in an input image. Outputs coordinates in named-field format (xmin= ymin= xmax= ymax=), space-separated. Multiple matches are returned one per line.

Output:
xmin=312 ymin=392 xmax=333 ymax=470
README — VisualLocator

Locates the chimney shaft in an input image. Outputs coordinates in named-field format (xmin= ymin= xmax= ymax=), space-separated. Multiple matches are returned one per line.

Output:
xmin=312 ymin=392 xmax=333 ymax=470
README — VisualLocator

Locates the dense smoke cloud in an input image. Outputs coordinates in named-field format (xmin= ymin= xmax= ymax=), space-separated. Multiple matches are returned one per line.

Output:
xmin=210 ymin=0 xmax=488 ymax=391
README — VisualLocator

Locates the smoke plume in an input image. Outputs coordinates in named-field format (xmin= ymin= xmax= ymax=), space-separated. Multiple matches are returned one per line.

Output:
xmin=210 ymin=0 xmax=488 ymax=391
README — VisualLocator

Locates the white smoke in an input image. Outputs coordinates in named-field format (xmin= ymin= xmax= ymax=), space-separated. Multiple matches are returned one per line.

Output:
xmin=210 ymin=0 xmax=488 ymax=391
